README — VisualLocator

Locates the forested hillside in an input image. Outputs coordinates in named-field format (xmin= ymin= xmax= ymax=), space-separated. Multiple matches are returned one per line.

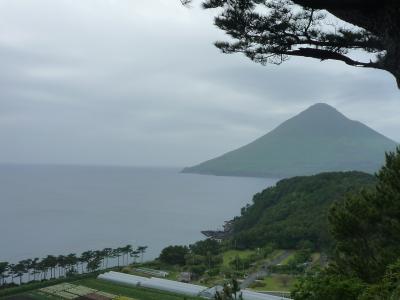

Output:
xmin=230 ymin=171 xmax=377 ymax=250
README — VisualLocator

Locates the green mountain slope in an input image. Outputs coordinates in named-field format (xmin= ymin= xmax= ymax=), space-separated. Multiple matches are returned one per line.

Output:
xmin=183 ymin=103 xmax=398 ymax=178
xmin=230 ymin=171 xmax=377 ymax=250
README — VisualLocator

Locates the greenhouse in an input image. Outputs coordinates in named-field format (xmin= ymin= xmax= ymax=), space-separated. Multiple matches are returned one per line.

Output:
xmin=98 ymin=271 xmax=290 ymax=300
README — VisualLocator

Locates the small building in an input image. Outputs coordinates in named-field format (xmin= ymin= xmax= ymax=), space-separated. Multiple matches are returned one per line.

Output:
xmin=178 ymin=272 xmax=193 ymax=283
xmin=201 ymin=219 xmax=235 ymax=242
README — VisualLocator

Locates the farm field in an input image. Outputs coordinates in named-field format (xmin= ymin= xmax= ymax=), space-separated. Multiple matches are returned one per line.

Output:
xmin=4 ymin=278 xmax=203 ymax=300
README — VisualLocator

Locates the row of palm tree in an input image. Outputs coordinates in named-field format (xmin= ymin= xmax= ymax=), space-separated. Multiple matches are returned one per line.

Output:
xmin=0 ymin=245 xmax=147 ymax=286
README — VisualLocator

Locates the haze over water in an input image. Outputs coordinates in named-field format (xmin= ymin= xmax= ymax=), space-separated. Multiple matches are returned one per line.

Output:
xmin=0 ymin=165 xmax=276 ymax=263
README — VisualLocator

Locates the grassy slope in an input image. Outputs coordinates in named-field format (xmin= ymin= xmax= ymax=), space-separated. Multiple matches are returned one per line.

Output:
xmin=222 ymin=250 xmax=255 ymax=267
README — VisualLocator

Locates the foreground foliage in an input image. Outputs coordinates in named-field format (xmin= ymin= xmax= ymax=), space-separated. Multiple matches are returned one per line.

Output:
xmin=292 ymin=148 xmax=400 ymax=299
xmin=186 ymin=0 xmax=400 ymax=87
xmin=214 ymin=279 xmax=243 ymax=300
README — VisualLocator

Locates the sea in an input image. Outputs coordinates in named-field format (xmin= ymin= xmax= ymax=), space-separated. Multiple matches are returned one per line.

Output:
xmin=0 ymin=164 xmax=277 ymax=263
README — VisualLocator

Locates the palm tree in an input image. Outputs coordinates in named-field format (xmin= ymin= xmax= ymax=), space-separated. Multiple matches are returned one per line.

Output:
xmin=37 ymin=260 xmax=47 ymax=280
xmin=80 ymin=251 xmax=93 ymax=273
xmin=22 ymin=259 xmax=34 ymax=283
xmin=8 ymin=264 xmax=16 ymax=284
xmin=130 ymin=250 xmax=140 ymax=264
xmin=0 ymin=262 xmax=9 ymax=286
xmin=30 ymin=258 xmax=40 ymax=281
xmin=28 ymin=258 xmax=39 ymax=282
xmin=122 ymin=245 xmax=133 ymax=266
xmin=19 ymin=259 xmax=31 ymax=283
xmin=66 ymin=253 xmax=78 ymax=276
xmin=13 ymin=262 xmax=26 ymax=285
xmin=0 ymin=245 xmax=151 ymax=285
xmin=87 ymin=255 xmax=102 ymax=273
xmin=137 ymin=246 xmax=148 ymax=263
xmin=57 ymin=255 xmax=67 ymax=277
xmin=112 ymin=248 xmax=123 ymax=267
xmin=39 ymin=257 xmax=48 ymax=280
xmin=102 ymin=248 xmax=113 ymax=269
xmin=94 ymin=251 xmax=104 ymax=270
xmin=44 ymin=255 xmax=57 ymax=279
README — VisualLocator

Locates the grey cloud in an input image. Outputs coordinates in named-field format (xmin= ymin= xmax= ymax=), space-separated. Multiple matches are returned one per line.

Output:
xmin=0 ymin=0 xmax=398 ymax=167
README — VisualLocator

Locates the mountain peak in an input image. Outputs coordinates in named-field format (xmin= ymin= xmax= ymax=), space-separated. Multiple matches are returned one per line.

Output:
xmin=307 ymin=102 xmax=336 ymax=110
xmin=272 ymin=103 xmax=351 ymax=137
xmin=183 ymin=103 xmax=398 ymax=178
xmin=296 ymin=103 xmax=346 ymax=120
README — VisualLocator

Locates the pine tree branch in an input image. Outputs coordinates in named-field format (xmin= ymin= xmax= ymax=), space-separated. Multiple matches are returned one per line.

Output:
xmin=291 ymin=0 xmax=382 ymax=10
xmin=285 ymin=47 xmax=379 ymax=68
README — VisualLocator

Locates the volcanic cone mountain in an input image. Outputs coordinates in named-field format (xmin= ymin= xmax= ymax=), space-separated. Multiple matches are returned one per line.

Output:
xmin=183 ymin=103 xmax=398 ymax=178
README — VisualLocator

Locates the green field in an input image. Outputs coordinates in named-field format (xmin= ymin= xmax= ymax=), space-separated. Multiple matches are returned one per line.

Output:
xmin=222 ymin=249 xmax=255 ymax=267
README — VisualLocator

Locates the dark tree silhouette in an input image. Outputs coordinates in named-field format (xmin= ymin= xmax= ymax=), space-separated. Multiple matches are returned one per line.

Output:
xmin=137 ymin=246 xmax=148 ymax=263
xmin=57 ymin=255 xmax=67 ymax=277
xmin=182 ymin=0 xmax=400 ymax=88
xmin=0 ymin=262 xmax=9 ymax=286
xmin=130 ymin=250 xmax=140 ymax=264
xmin=102 ymin=248 xmax=113 ymax=269
xmin=80 ymin=251 xmax=94 ymax=273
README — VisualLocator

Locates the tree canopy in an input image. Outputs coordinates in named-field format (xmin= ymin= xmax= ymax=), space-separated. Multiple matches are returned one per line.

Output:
xmin=159 ymin=245 xmax=189 ymax=265
xmin=183 ymin=0 xmax=400 ymax=88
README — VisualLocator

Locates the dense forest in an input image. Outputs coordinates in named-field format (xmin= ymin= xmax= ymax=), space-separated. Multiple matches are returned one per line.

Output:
xmin=230 ymin=171 xmax=377 ymax=250
xmin=292 ymin=148 xmax=400 ymax=299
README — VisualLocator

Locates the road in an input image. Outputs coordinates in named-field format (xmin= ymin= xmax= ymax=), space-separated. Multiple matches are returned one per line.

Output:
xmin=240 ymin=250 xmax=293 ymax=289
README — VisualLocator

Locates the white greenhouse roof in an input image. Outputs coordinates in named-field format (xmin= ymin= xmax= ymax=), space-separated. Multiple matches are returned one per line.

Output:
xmin=98 ymin=271 xmax=290 ymax=300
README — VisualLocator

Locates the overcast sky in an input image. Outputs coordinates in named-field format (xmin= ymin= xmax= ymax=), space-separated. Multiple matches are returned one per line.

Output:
xmin=0 ymin=0 xmax=399 ymax=167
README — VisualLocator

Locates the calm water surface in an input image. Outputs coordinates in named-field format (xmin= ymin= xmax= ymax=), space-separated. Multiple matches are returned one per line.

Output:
xmin=0 ymin=165 xmax=277 ymax=262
